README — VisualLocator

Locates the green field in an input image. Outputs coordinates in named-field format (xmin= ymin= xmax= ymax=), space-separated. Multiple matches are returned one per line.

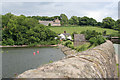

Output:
xmin=49 ymin=26 xmax=118 ymax=35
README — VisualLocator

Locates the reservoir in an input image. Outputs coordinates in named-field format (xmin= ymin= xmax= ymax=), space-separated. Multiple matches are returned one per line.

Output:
xmin=2 ymin=47 xmax=65 ymax=78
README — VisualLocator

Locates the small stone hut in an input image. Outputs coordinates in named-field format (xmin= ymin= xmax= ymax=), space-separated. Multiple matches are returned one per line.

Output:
xmin=74 ymin=34 xmax=86 ymax=46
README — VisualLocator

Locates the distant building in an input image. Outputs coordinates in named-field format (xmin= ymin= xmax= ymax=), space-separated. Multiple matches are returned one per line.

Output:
xmin=58 ymin=31 xmax=72 ymax=40
xmin=39 ymin=18 xmax=61 ymax=26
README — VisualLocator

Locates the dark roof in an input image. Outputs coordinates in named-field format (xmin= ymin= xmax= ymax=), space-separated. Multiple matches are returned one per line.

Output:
xmin=63 ymin=33 xmax=70 ymax=36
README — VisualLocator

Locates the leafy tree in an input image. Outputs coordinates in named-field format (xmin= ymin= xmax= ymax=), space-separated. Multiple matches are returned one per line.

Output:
xmin=89 ymin=35 xmax=106 ymax=46
xmin=89 ymin=18 xmax=97 ymax=26
xmin=103 ymin=31 xmax=107 ymax=36
xmin=80 ymin=30 xmax=102 ymax=40
xmin=97 ymin=22 xmax=102 ymax=27
xmin=69 ymin=16 xmax=79 ymax=25
xmin=60 ymin=14 xmax=68 ymax=26
xmin=78 ymin=16 xmax=97 ymax=26
xmin=48 ymin=23 xmax=51 ymax=26
xmin=115 ymin=19 xmax=120 ymax=30
xmin=2 ymin=13 xmax=58 ymax=46
xmin=102 ymin=17 xmax=115 ymax=29
xmin=2 ymin=13 xmax=14 ymax=28
xmin=78 ymin=16 xmax=90 ymax=25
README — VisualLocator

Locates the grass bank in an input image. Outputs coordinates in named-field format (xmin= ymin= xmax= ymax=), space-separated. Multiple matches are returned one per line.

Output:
xmin=49 ymin=26 xmax=118 ymax=35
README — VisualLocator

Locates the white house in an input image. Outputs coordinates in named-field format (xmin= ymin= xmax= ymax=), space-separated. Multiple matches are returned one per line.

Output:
xmin=58 ymin=33 xmax=72 ymax=40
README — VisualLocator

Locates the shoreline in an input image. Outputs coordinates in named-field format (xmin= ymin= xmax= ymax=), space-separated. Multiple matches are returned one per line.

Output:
xmin=0 ymin=45 xmax=58 ymax=48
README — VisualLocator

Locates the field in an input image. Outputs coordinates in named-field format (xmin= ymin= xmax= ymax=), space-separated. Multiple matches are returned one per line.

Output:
xmin=49 ymin=26 xmax=118 ymax=35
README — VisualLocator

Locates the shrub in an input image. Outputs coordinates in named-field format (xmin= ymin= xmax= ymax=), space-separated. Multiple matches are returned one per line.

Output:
xmin=76 ymin=45 xmax=87 ymax=52
xmin=64 ymin=40 xmax=72 ymax=46
xmin=67 ymin=44 xmax=74 ymax=49
xmin=89 ymin=35 xmax=106 ymax=46
xmin=3 ymin=39 xmax=14 ymax=45
xmin=48 ymin=23 xmax=51 ymax=26
xmin=71 ymin=32 xmax=78 ymax=39
xmin=81 ymin=30 xmax=102 ymax=40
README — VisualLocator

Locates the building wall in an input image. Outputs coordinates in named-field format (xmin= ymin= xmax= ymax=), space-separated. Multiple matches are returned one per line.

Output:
xmin=39 ymin=19 xmax=61 ymax=26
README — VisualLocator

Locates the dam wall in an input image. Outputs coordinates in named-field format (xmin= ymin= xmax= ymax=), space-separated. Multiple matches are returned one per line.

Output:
xmin=17 ymin=40 xmax=118 ymax=78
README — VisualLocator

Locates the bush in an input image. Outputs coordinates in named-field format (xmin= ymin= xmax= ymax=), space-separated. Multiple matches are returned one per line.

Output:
xmin=48 ymin=23 xmax=51 ymax=26
xmin=64 ymin=40 xmax=72 ymax=46
xmin=81 ymin=30 xmax=102 ymax=40
xmin=89 ymin=35 xmax=106 ymax=46
xmin=67 ymin=44 xmax=74 ymax=49
xmin=75 ymin=45 xmax=87 ymax=52
xmin=3 ymin=39 xmax=14 ymax=45
xmin=71 ymin=32 xmax=78 ymax=39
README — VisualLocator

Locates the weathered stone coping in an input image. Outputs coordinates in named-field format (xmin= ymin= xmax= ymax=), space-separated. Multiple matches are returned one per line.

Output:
xmin=17 ymin=40 xmax=118 ymax=78
xmin=58 ymin=44 xmax=76 ymax=56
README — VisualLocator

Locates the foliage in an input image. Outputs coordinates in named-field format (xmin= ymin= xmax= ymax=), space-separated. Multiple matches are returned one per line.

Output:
xmin=89 ymin=35 xmax=106 ymax=46
xmin=116 ymin=19 xmax=120 ymax=30
xmin=80 ymin=30 xmax=102 ymax=40
xmin=64 ymin=40 xmax=72 ymax=46
xmin=78 ymin=16 xmax=97 ymax=26
xmin=30 ymin=15 xmax=60 ymax=21
xmin=2 ymin=13 xmax=57 ymax=45
xmin=76 ymin=45 xmax=87 ymax=52
xmin=103 ymin=30 xmax=107 ymax=36
xmin=48 ymin=23 xmax=51 ymax=26
xmin=49 ymin=26 xmax=118 ymax=35
xmin=60 ymin=14 xmax=68 ymax=26
xmin=102 ymin=17 xmax=115 ymax=29
xmin=69 ymin=16 xmax=79 ymax=25
xmin=71 ymin=32 xmax=78 ymax=39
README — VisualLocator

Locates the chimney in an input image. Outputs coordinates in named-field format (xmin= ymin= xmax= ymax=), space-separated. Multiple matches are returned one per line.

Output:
xmin=64 ymin=31 xmax=66 ymax=33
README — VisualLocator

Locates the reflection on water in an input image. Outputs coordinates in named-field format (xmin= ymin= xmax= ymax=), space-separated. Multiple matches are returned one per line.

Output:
xmin=2 ymin=47 xmax=65 ymax=78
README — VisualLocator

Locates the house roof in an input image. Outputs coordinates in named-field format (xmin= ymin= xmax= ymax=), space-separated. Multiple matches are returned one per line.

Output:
xmin=63 ymin=33 xmax=70 ymax=36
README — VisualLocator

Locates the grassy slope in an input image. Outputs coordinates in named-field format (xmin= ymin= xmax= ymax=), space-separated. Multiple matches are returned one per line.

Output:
xmin=49 ymin=26 xmax=118 ymax=35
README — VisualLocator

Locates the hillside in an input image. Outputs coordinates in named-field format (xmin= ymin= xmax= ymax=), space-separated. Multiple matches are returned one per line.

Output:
xmin=49 ymin=26 xmax=118 ymax=35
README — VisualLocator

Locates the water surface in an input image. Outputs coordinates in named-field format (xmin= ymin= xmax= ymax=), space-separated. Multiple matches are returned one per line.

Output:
xmin=2 ymin=47 xmax=65 ymax=78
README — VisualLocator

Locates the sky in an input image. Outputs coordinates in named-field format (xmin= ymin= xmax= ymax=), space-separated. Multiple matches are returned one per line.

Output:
xmin=1 ymin=1 xmax=120 ymax=22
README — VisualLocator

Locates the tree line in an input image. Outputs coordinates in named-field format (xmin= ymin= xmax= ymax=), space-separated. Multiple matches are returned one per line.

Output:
xmin=59 ymin=14 xmax=120 ymax=31
xmin=26 ymin=14 xmax=120 ymax=31
xmin=1 ymin=13 xmax=120 ymax=45
xmin=2 ymin=13 xmax=58 ymax=45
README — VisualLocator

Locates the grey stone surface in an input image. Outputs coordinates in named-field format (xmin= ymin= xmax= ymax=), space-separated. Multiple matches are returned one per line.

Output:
xmin=17 ymin=40 xmax=118 ymax=78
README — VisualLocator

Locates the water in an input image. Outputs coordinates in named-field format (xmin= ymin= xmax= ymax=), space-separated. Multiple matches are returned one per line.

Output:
xmin=2 ymin=47 xmax=65 ymax=78
xmin=113 ymin=44 xmax=120 ymax=54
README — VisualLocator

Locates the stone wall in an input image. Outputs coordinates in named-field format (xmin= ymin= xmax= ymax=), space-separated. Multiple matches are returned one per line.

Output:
xmin=17 ymin=40 xmax=118 ymax=78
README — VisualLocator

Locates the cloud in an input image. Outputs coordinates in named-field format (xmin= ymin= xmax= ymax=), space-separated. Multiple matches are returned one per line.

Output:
xmin=2 ymin=2 xmax=118 ymax=22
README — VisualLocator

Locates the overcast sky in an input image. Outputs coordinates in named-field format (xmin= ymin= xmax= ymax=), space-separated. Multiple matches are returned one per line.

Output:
xmin=1 ymin=1 xmax=119 ymax=22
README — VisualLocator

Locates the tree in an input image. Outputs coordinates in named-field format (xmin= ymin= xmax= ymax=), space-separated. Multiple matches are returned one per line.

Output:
xmin=80 ymin=30 xmax=102 ymax=40
xmin=78 ymin=16 xmax=97 ymax=26
xmin=102 ymin=17 xmax=115 ymax=29
xmin=69 ymin=16 xmax=79 ymax=25
xmin=2 ymin=13 xmax=58 ymax=45
xmin=48 ymin=23 xmax=51 ymax=26
xmin=89 ymin=35 xmax=106 ymax=46
xmin=97 ymin=22 xmax=102 ymax=27
xmin=89 ymin=18 xmax=97 ymax=26
xmin=115 ymin=19 xmax=120 ymax=30
xmin=60 ymin=14 xmax=68 ymax=26
xmin=2 ymin=13 xmax=14 ymax=28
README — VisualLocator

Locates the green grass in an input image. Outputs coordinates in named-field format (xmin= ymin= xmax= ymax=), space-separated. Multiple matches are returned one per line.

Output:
xmin=62 ymin=40 xmax=94 ymax=52
xmin=49 ymin=26 xmax=118 ymax=35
